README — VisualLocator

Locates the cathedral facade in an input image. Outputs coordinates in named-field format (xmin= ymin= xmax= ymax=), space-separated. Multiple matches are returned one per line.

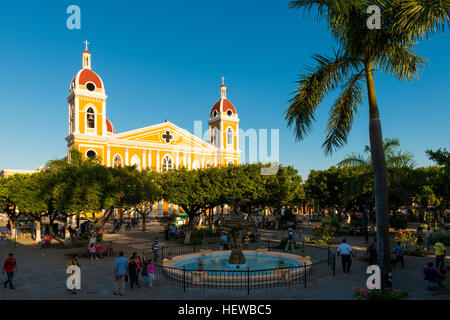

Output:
xmin=67 ymin=45 xmax=240 ymax=171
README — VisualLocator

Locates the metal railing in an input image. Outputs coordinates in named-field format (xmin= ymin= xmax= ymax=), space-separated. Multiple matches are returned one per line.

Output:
xmin=142 ymin=239 xmax=335 ymax=294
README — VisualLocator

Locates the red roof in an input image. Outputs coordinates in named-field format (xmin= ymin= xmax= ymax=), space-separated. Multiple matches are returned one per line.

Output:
xmin=210 ymin=98 xmax=236 ymax=116
xmin=72 ymin=69 xmax=103 ymax=89
xmin=106 ymin=118 xmax=115 ymax=133
xmin=83 ymin=50 xmax=90 ymax=54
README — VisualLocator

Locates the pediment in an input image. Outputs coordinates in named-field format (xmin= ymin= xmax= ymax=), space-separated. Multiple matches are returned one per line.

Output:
xmin=112 ymin=122 xmax=215 ymax=150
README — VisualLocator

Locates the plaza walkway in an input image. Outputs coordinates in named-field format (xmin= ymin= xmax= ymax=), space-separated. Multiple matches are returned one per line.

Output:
xmin=0 ymin=222 xmax=448 ymax=300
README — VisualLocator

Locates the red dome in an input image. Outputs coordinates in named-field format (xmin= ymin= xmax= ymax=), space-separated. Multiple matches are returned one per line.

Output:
xmin=72 ymin=69 xmax=103 ymax=89
xmin=106 ymin=118 xmax=115 ymax=134
xmin=210 ymin=98 xmax=236 ymax=116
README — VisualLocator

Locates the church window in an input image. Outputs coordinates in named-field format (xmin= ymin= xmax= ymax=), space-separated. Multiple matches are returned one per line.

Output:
xmin=86 ymin=150 xmax=97 ymax=159
xmin=228 ymin=161 xmax=234 ymax=167
xmin=227 ymin=110 xmax=233 ymax=116
xmin=206 ymin=161 xmax=212 ymax=168
xmin=130 ymin=155 xmax=140 ymax=170
xmin=192 ymin=160 xmax=200 ymax=170
xmin=113 ymin=155 xmax=123 ymax=167
xmin=70 ymin=104 xmax=75 ymax=132
xmin=211 ymin=128 xmax=219 ymax=147
xmin=86 ymin=107 xmax=95 ymax=129
xmin=227 ymin=128 xmax=233 ymax=146
xmin=86 ymin=82 xmax=95 ymax=91
xmin=213 ymin=110 xmax=217 ymax=117
xmin=162 ymin=155 xmax=173 ymax=172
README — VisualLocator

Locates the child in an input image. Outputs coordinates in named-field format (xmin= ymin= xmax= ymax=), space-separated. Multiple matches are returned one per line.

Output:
xmin=96 ymin=242 xmax=103 ymax=258
xmin=146 ymin=259 xmax=156 ymax=288
xmin=107 ymin=241 xmax=113 ymax=256
xmin=90 ymin=243 xmax=98 ymax=261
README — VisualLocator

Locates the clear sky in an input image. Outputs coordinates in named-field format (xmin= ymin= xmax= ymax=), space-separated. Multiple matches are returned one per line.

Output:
xmin=0 ymin=0 xmax=449 ymax=179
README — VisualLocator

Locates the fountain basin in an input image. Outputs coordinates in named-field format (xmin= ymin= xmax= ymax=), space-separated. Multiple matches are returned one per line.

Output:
xmin=162 ymin=250 xmax=312 ymax=286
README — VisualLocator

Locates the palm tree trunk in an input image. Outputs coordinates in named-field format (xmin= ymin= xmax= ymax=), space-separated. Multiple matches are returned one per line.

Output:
xmin=365 ymin=61 xmax=392 ymax=290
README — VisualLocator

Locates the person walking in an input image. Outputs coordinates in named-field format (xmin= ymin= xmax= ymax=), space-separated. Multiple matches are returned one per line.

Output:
xmin=337 ymin=239 xmax=355 ymax=274
xmin=393 ymin=241 xmax=404 ymax=268
xmin=146 ymin=258 xmax=156 ymax=288
xmin=434 ymin=240 xmax=446 ymax=272
xmin=3 ymin=253 xmax=17 ymax=289
xmin=424 ymin=227 xmax=432 ymax=250
xmin=366 ymin=242 xmax=377 ymax=266
xmin=90 ymin=243 xmax=98 ymax=261
xmin=66 ymin=254 xmax=80 ymax=295
xmin=128 ymin=254 xmax=140 ymax=289
xmin=416 ymin=227 xmax=423 ymax=246
xmin=114 ymin=251 xmax=128 ymax=296
xmin=107 ymin=241 xmax=113 ymax=256
xmin=152 ymin=238 xmax=160 ymax=263
xmin=220 ymin=233 xmax=229 ymax=250
xmin=285 ymin=229 xmax=295 ymax=253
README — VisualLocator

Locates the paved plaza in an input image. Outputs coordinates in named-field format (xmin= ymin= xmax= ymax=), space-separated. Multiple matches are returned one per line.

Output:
xmin=0 ymin=221 xmax=448 ymax=300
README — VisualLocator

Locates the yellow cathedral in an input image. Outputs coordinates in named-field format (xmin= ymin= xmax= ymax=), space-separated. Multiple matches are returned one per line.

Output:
xmin=65 ymin=43 xmax=240 ymax=216
xmin=67 ymin=43 xmax=240 ymax=171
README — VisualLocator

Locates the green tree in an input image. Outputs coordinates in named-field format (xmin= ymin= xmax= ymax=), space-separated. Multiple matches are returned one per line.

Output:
xmin=161 ymin=167 xmax=220 ymax=243
xmin=285 ymin=0 xmax=448 ymax=289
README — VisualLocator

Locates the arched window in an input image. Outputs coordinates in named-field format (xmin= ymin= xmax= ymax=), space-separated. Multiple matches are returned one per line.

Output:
xmin=70 ymin=104 xmax=75 ymax=133
xmin=113 ymin=154 xmax=123 ymax=167
xmin=162 ymin=155 xmax=173 ymax=172
xmin=228 ymin=161 xmax=234 ymax=167
xmin=130 ymin=155 xmax=140 ymax=170
xmin=86 ymin=150 xmax=97 ymax=159
xmin=86 ymin=107 xmax=95 ymax=129
xmin=211 ymin=128 xmax=219 ymax=147
xmin=227 ymin=128 xmax=233 ymax=146
xmin=206 ymin=161 xmax=212 ymax=168
xmin=192 ymin=160 xmax=200 ymax=170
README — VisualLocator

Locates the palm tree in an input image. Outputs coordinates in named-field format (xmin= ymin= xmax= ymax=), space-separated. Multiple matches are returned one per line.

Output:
xmin=285 ymin=0 xmax=448 ymax=289
xmin=338 ymin=138 xmax=415 ymax=168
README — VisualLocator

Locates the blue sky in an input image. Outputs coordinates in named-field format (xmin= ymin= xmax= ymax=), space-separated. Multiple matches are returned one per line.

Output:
xmin=0 ymin=0 xmax=448 ymax=179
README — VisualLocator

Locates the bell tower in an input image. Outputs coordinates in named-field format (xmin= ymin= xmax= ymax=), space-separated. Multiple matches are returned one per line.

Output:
xmin=67 ymin=41 xmax=107 ymax=137
xmin=208 ymin=77 xmax=240 ymax=166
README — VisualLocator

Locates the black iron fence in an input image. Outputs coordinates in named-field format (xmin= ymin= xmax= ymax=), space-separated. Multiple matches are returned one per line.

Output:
xmin=142 ymin=239 xmax=335 ymax=294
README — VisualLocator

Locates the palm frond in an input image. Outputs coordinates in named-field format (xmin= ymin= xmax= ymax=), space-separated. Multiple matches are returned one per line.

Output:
xmin=376 ymin=41 xmax=427 ymax=81
xmin=337 ymin=152 xmax=370 ymax=167
xmin=323 ymin=69 xmax=365 ymax=154
xmin=386 ymin=151 xmax=416 ymax=168
xmin=286 ymin=50 xmax=360 ymax=141
xmin=392 ymin=0 xmax=450 ymax=40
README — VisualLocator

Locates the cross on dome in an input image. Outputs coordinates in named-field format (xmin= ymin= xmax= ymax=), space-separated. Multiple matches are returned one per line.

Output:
xmin=84 ymin=40 xmax=90 ymax=51
xmin=221 ymin=76 xmax=225 ymax=85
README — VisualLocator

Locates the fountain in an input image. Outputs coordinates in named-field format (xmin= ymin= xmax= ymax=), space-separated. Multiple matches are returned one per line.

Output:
xmin=161 ymin=197 xmax=313 ymax=286
xmin=219 ymin=198 xmax=252 ymax=270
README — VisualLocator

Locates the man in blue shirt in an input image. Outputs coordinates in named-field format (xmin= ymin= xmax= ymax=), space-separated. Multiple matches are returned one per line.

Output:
xmin=337 ymin=239 xmax=355 ymax=274
xmin=220 ymin=233 xmax=228 ymax=250
xmin=114 ymin=251 xmax=128 ymax=296
xmin=393 ymin=241 xmax=404 ymax=268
